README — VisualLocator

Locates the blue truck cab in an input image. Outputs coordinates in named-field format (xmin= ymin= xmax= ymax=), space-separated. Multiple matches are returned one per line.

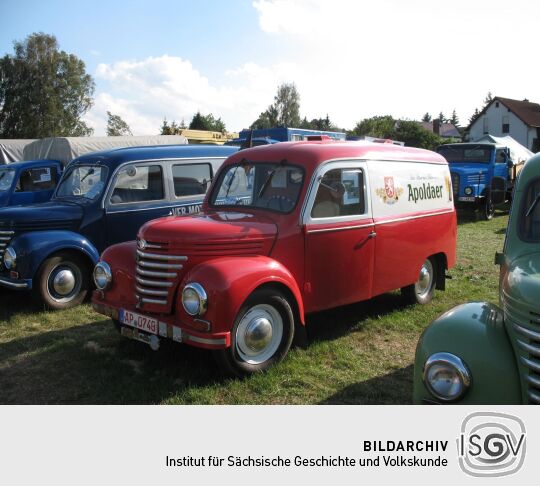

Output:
xmin=0 ymin=144 xmax=238 ymax=309
xmin=0 ymin=160 xmax=63 ymax=207
xmin=437 ymin=142 xmax=521 ymax=220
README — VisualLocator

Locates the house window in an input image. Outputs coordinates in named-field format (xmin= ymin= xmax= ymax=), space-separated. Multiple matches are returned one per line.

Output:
xmin=483 ymin=116 xmax=489 ymax=134
xmin=495 ymin=102 xmax=500 ymax=108
xmin=502 ymin=115 xmax=509 ymax=134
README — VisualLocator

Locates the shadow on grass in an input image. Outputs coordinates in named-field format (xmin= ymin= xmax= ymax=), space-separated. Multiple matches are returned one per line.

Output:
xmin=456 ymin=204 xmax=510 ymax=226
xmin=0 ymin=315 xmax=229 ymax=404
xmin=305 ymin=292 xmax=408 ymax=344
xmin=319 ymin=365 xmax=414 ymax=405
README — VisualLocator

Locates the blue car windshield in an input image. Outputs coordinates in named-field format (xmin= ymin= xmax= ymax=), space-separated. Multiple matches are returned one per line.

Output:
xmin=55 ymin=165 xmax=109 ymax=200
xmin=0 ymin=168 xmax=16 ymax=192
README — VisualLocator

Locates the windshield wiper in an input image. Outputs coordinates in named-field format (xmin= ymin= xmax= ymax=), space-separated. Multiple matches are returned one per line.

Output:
xmin=258 ymin=159 xmax=286 ymax=198
xmin=526 ymin=193 xmax=540 ymax=217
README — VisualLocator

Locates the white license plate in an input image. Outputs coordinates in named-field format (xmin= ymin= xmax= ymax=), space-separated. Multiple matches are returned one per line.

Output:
xmin=120 ymin=309 xmax=159 ymax=335
xmin=458 ymin=196 xmax=476 ymax=202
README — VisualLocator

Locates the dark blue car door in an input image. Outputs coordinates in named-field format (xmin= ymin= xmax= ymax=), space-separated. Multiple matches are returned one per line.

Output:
xmin=104 ymin=160 xmax=213 ymax=246
xmin=10 ymin=165 xmax=60 ymax=206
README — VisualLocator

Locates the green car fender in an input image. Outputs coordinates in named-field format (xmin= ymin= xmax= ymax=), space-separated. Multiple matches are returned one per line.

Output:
xmin=413 ymin=301 xmax=522 ymax=404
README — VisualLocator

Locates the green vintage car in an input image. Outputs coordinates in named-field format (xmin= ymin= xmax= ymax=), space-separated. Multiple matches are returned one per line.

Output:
xmin=413 ymin=152 xmax=540 ymax=404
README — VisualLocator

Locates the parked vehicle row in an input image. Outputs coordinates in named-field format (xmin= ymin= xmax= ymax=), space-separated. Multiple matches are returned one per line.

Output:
xmin=0 ymin=145 xmax=238 ymax=308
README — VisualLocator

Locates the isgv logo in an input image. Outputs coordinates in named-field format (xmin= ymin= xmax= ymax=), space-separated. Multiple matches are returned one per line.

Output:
xmin=457 ymin=412 xmax=526 ymax=477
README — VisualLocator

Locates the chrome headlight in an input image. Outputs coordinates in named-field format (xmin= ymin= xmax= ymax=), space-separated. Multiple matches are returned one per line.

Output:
xmin=423 ymin=352 xmax=471 ymax=402
xmin=464 ymin=186 xmax=473 ymax=195
xmin=182 ymin=283 xmax=207 ymax=316
xmin=3 ymin=247 xmax=17 ymax=270
xmin=93 ymin=261 xmax=112 ymax=290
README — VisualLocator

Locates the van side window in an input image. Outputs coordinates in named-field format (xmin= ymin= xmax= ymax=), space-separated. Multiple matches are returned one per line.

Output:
xmin=110 ymin=165 xmax=164 ymax=204
xmin=172 ymin=164 xmax=212 ymax=197
xmin=311 ymin=168 xmax=365 ymax=218
xmin=520 ymin=178 xmax=540 ymax=241
xmin=15 ymin=167 xmax=57 ymax=192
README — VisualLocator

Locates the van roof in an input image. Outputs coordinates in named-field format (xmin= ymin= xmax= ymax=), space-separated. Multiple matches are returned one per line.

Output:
xmin=225 ymin=140 xmax=446 ymax=171
xmin=69 ymin=144 xmax=239 ymax=170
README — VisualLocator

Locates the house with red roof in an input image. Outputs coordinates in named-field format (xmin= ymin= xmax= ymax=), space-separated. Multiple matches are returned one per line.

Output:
xmin=468 ymin=96 xmax=540 ymax=152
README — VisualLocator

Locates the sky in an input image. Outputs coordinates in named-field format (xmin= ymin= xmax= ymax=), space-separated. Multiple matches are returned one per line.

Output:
xmin=1 ymin=0 xmax=539 ymax=136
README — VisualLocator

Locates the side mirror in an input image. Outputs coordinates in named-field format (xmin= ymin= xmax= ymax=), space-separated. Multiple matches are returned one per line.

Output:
xmin=494 ymin=251 xmax=505 ymax=265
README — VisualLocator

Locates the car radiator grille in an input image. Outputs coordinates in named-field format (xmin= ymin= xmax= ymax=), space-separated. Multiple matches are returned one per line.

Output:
xmin=451 ymin=172 xmax=459 ymax=196
xmin=514 ymin=317 xmax=540 ymax=404
xmin=467 ymin=173 xmax=486 ymax=184
xmin=135 ymin=241 xmax=187 ymax=306
xmin=0 ymin=230 xmax=15 ymax=259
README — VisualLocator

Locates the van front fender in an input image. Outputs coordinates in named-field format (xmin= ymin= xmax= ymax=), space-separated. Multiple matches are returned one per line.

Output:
xmin=178 ymin=256 xmax=304 ymax=335
xmin=413 ymin=302 xmax=522 ymax=404
xmin=10 ymin=231 xmax=99 ymax=279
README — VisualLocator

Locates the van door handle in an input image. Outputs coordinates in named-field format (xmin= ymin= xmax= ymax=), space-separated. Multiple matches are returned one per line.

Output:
xmin=368 ymin=231 xmax=377 ymax=239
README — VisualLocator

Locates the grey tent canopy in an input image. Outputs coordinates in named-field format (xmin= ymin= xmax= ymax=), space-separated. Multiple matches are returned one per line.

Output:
xmin=0 ymin=139 xmax=37 ymax=164
xmin=22 ymin=135 xmax=188 ymax=166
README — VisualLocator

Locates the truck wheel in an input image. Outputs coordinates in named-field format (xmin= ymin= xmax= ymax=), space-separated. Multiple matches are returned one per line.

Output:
xmin=402 ymin=257 xmax=437 ymax=305
xmin=483 ymin=198 xmax=495 ymax=220
xmin=214 ymin=288 xmax=295 ymax=376
xmin=34 ymin=252 xmax=90 ymax=310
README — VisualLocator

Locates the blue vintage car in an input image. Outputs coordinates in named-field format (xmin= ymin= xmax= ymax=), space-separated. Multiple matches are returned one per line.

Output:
xmin=0 ymin=160 xmax=63 ymax=207
xmin=0 ymin=144 xmax=238 ymax=309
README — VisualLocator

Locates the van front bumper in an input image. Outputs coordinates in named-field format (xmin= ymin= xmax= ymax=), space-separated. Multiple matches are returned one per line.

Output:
xmin=92 ymin=298 xmax=231 ymax=350
xmin=0 ymin=275 xmax=32 ymax=290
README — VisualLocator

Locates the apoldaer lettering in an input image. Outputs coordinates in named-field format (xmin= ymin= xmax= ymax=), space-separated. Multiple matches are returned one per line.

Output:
xmin=408 ymin=183 xmax=443 ymax=203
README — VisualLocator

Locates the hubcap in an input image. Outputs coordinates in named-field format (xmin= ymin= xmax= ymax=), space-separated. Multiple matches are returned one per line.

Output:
xmin=53 ymin=269 xmax=76 ymax=296
xmin=415 ymin=259 xmax=434 ymax=298
xmin=236 ymin=304 xmax=283 ymax=364
xmin=47 ymin=262 xmax=82 ymax=303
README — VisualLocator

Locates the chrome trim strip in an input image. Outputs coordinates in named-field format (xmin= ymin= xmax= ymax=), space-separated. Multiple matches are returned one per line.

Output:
xmin=525 ymin=374 xmax=540 ymax=389
xmin=306 ymin=223 xmax=374 ymax=234
xmin=517 ymin=338 xmax=540 ymax=358
xmin=185 ymin=334 xmax=227 ymax=346
xmin=528 ymin=388 xmax=540 ymax=404
xmin=514 ymin=323 xmax=540 ymax=342
xmin=135 ymin=285 xmax=168 ymax=297
xmin=139 ymin=296 xmax=167 ymax=305
xmin=0 ymin=277 xmax=29 ymax=289
xmin=136 ymin=267 xmax=177 ymax=279
xmin=521 ymin=356 xmax=540 ymax=374
xmin=137 ymin=260 xmax=183 ymax=270
xmin=375 ymin=209 xmax=455 ymax=226
xmin=136 ymin=277 xmax=173 ymax=288
xmin=136 ymin=250 xmax=187 ymax=261
xmin=0 ymin=231 xmax=14 ymax=235
xmin=0 ymin=236 xmax=12 ymax=241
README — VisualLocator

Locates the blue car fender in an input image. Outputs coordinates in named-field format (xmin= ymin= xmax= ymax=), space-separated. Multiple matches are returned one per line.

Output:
xmin=9 ymin=230 xmax=100 ymax=279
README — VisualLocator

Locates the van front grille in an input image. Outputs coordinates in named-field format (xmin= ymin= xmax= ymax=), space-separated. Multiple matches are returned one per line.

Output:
xmin=135 ymin=241 xmax=187 ymax=306
xmin=451 ymin=172 xmax=459 ymax=196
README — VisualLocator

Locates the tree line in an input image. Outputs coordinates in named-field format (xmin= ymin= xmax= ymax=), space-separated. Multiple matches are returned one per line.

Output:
xmin=1 ymin=32 xmax=491 ymax=150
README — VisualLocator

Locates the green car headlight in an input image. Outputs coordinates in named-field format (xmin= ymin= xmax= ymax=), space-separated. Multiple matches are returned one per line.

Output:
xmin=3 ymin=246 xmax=17 ymax=270
xmin=423 ymin=352 xmax=471 ymax=402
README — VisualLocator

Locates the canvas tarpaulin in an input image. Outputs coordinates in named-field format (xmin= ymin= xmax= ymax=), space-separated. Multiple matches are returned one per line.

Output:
xmin=22 ymin=135 xmax=189 ymax=165
xmin=0 ymin=139 xmax=36 ymax=164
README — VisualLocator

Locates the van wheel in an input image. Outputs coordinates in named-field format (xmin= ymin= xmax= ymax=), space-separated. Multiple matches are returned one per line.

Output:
xmin=214 ymin=288 xmax=294 ymax=376
xmin=34 ymin=252 xmax=90 ymax=310
xmin=402 ymin=258 xmax=436 ymax=305
xmin=483 ymin=197 xmax=495 ymax=220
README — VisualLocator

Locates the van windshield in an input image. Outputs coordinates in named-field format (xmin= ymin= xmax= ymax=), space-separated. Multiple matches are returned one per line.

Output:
xmin=210 ymin=162 xmax=304 ymax=214
xmin=0 ymin=168 xmax=16 ymax=192
xmin=438 ymin=146 xmax=493 ymax=163
xmin=55 ymin=165 xmax=109 ymax=200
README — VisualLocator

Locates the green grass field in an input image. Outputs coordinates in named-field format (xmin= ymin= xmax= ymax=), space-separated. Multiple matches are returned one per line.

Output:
xmin=0 ymin=210 xmax=508 ymax=404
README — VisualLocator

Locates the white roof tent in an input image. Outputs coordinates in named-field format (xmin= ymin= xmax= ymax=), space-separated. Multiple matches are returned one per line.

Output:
xmin=21 ymin=135 xmax=188 ymax=166
xmin=0 ymin=139 xmax=37 ymax=164
xmin=475 ymin=134 xmax=533 ymax=165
